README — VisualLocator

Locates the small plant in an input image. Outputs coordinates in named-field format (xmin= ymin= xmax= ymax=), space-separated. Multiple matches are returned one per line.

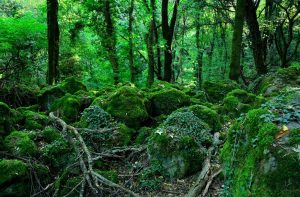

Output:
xmin=81 ymin=105 xmax=114 ymax=129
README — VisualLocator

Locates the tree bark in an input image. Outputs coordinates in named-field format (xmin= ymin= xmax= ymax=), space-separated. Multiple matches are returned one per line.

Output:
xmin=128 ymin=0 xmax=136 ymax=83
xmin=245 ymin=0 xmax=267 ymax=75
xmin=162 ymin=0 xmax=180 ymax=82
xmin=47 ymin=0 xmax=59 ymax=85
xmin=103 ymin=0 xmax=120 ymax=84
xmin=229 ymin=0 xmax=245 ymax=81
xmin=195 ymin=15 xmax=203 ymax=89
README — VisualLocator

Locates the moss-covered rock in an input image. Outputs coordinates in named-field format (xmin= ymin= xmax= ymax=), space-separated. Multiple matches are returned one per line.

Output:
xmin=0 ymin=159 xmax=29 ymax=197
xmin=150 ymin=88 xmax=190 ymax=116
xmin=42 ymin=126 xmax=62 ymax=143
xmin=50 ymin=93 xmax=81 ymax=123
xmin=148 ymin=132 xmax=206 ymax=179
xmin=136 ymin=127 xmax=153 ymax=145
xmin=147 ymin=111 xmax=212 ymax=179
xmin=61 ymin=77 xmax=87 ymax=94
xmin=80 ymin=105 xmax=114 ymax=129
xmin=17 ymin=109 xmax=48 ymax=130
xmin=74 ymin=90 xmax=94 ymax=110
xmin=38 ymin=85 xmax=66 ymax=111
xmin=221 ymin=89 xmax=300 ymax=196
xmin=0 ymin=102 xmax=15 ymax=136
xmin=177 ymin=105 xmax=221 ymax=132
xmin=4 ymin=131 xmax=37 ymax=156
xmin=203 ymin=80 xmax=240 ymax=103
xmin=99 ymin=86 xmax=149 ymax=128
xmin=249 ymin=66 xmax=300 ymax=97
xmin=223 ymin=89 xmax=265 ymax=117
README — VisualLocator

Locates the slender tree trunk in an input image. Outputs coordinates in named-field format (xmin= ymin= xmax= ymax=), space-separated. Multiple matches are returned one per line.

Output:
xmin=146 ymin=28 xmax=155 ymax=86
xmin=128 ymin=0 xmax=136 ymax=83
xmin=245 ymin=0 xmax=267 ymax=75
xmin=262 ymin=0 xmax=273 ymax=62
xmin=47 ymin=0 xmax=59 ymax=85
xmin=162 ymin=0 xmax=180 ymax=82
xmin=195 ymin=15 xmax=203 ymax=89
xmin=229 ymin=0 xmax=245 ymax=81
xmin=151 ymin=0 xmax=162 ymax=80
xmin=103 ymin=0 xmax=120 ymax=84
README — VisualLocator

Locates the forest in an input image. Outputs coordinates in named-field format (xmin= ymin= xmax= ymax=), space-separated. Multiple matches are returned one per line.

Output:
xmin=0 ymin=0 xmax=300 ymax=196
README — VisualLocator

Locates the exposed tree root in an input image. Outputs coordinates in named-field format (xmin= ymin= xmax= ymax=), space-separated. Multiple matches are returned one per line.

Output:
xmin=49 ymin=112 xmax=141 ymax=197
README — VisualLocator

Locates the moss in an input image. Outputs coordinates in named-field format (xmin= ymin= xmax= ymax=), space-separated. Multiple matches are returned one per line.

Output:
xmin=60 ymin=176 xmax=82 ymax=197
xmin=4 ymin=131 xmax=37 ymax=156
xmin=17 ymin=109 xmax=48 ymax=130
xmin=102 ymin=86 xmax=149 ymax=128
xmin=80 ymin=105 xmax=114 ymax=129
xmin=38 ymin=85 xmax=66 ymax=110
xmin=203 ymin=80 xmax=239 ymax=103
xmin=135 ymin=127 xmax=153 ymax=145
xmin=61 ymin=77 xmax=87 ymax=94
xmin=149 ymin=80 xmax=181 ymax=92
xmin=51 ymin=93 xmax=81 ymax=123
xmin=117 ymin=123 xmax=135 ymax=146
xmin=148 ymin=132 xmax=205 ymax=179
xmin=42 ymin=126 xmax=62 ymax=143
xmin=178 ymin=105 xmax=221 ymax=132
xmin=0 ymin=102 xmax=14 ymax=136
xmin=0 ymin=159 xmax=30 ymax=197
xmin=150 ymin=88 xmax=190 ymax=116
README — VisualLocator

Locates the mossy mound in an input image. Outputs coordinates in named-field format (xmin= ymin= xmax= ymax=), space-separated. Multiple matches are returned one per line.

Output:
xmin=147 ymin=111 xmax=212 ymax=179
xmin=99 ymin=86 xmax=149 ymax=128
xmin=177 ymin=105 xmax=221 ymax=132
xmin=74 ymin=90 xmax=94 ymax=110
xmin=223 ymin=89 xmax=265 ymax=117
xmin=0 ymin=102 xmax=15 ymax=136
xmin=38 ymin=85 xmax=66 ymax=111
xmin=0 ymin=84 xmax=39 ymax=107
xmin=203 ymin=80 xmax=240 ymax=103
xmin=50 ymin=93 xmax=81 ymax=123
xmin=4 ymin=131 xmax=37 ymax=156
xmin=0 ymin=159 xmax=29 ymax=196
xmin=17 ymin=109 xmax=48 ymax=130
xmin=80 ymin=105 xmax=114 ymax=129
xmin=149 ymin=88 xmax=190 ymax=116
xmin=221 ymin=89 xmax=300 ymax=196
xmin=249 ymin=66 xmax=300 ymax=97
xmin=149 ymin=80 xmax=182 ymax=92
xmin=61 ymin=76 xmax=87 ymax=94
xmin=148 ymin=132 xmax=206 ymax=179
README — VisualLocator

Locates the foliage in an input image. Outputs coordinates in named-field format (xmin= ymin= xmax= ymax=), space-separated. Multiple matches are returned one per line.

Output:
xmin=81 ymin=105 xmax=114 ymax=129
xmin=4 ymin=131 xmax=37 ymax=156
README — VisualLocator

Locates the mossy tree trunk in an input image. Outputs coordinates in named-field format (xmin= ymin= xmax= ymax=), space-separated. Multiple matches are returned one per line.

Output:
xmin=47 ymin=0 xmax=59 ymax=85
xmin=195 ymin=12 xmax=203 ymax=89
xmin=229 ymin=0 xmax=245 ymax=81
xmin=162 ymin=0 xmax=180 ymax=82
xmin=245 ymin=0 xmax=267 ymax=75
xmin=128 ymin=0 xmax=136 ymax=83
xmin=103 ymin=0 xmax=120 ymax=84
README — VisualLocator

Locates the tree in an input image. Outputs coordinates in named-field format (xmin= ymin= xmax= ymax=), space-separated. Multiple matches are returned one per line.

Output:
xmin=229 ymin=0 xmax=245 ymax=81
xmin=128 ymin=0 xmax=136 ymax=83
xmin=245 ymin=0 xmax=267 ymax=75
xmin=162 ymin=0 xmax=180 ymax=82
xmin=47 ymin=0 xmax=59 ymax=85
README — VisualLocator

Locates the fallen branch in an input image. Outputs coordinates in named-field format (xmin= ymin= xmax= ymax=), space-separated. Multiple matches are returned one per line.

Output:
xmin=49 ymin=112 xmax=141 ymax=197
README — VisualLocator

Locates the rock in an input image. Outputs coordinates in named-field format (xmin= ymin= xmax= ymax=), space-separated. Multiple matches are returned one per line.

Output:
xmin=61 ymin=77 xmax=87 ymax=94
xmin=4 ymin=131 xmax=37 ymax=156
xmin=100 ymin=86 xmax=149 ymax=128
xmin=38 ymin=86 xmax=66 ymax=111
xmin=203 ymin=80 xmax=240 ymax=103
xmin=147 ymin=111 xmax=212 ymax=179
xmin=17 ymin=109 xmax=48 ymax=130
xmin=149 ymin=88 xmax=190 ymax=116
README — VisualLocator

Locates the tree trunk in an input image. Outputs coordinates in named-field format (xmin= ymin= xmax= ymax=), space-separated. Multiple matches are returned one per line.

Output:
xmin=245 ymin=0 xmax=267 ymax=75
xmin=151 ymin=0 xmax=162 ymax=80
xmin=229 ymin=0 xmax=245 ymax=81
xmin=195 ymin=15 xmax=203 ymax=89
xmin=128 ymin=0 xmax=136 ymax=83
xmin=162 ymin=0 xmax=180 ymax=82
xmin=47 ymin=0 xmax=59 ymax=85
xmin=146 ymin=27 xmax=155 ymax=86
xmin=103 ymin=0 xmax=120 ymax=84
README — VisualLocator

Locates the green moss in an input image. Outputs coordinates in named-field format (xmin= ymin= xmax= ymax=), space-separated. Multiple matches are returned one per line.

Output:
xmin=102 ymin=86 xmax=149 ymax=128
xmin=0 ymin=159 xmax=30 ymax=197
xmin=61 ymin=77 xmax=87 ymax=94
xmin=0 ymin=102 xmax=14 ymax=136
xmin=117 ymin=123 xmax=135 ymax=146
xmin=203 ymin=80 xmax=239 ymax=103
xmin=149 ymin=80 xmax=181 ymax=92
xmin=178 ymin=105 xmax=221 ymax=132
xmin=38 ymin=85 xmax=66 ymax=110
xmin=150 ymin=88 xmax=190 ymax=116
xmin=136 ymin=127 xmax=153 ymax=145
xmin=17 ymin=109 xmax=48 ymax=130
xmin=4 ymin=131 xmax=37 ymax=156
xmin=80 ymin=105 xmax=114 ymax=129
xmin=51 ymin=93 xmax=81 ymax=123
xmin=42 ymin=126 xmax=62 ymax=143
xmin=60 ymin=176 xmax=82 ymax=196
xmin=148 ymin=132 xmax=205 ymax=179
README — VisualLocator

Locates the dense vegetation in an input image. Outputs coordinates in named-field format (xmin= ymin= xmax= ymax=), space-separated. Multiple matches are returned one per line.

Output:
xmin=0 ymin=0 xmax=299 ymax=196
